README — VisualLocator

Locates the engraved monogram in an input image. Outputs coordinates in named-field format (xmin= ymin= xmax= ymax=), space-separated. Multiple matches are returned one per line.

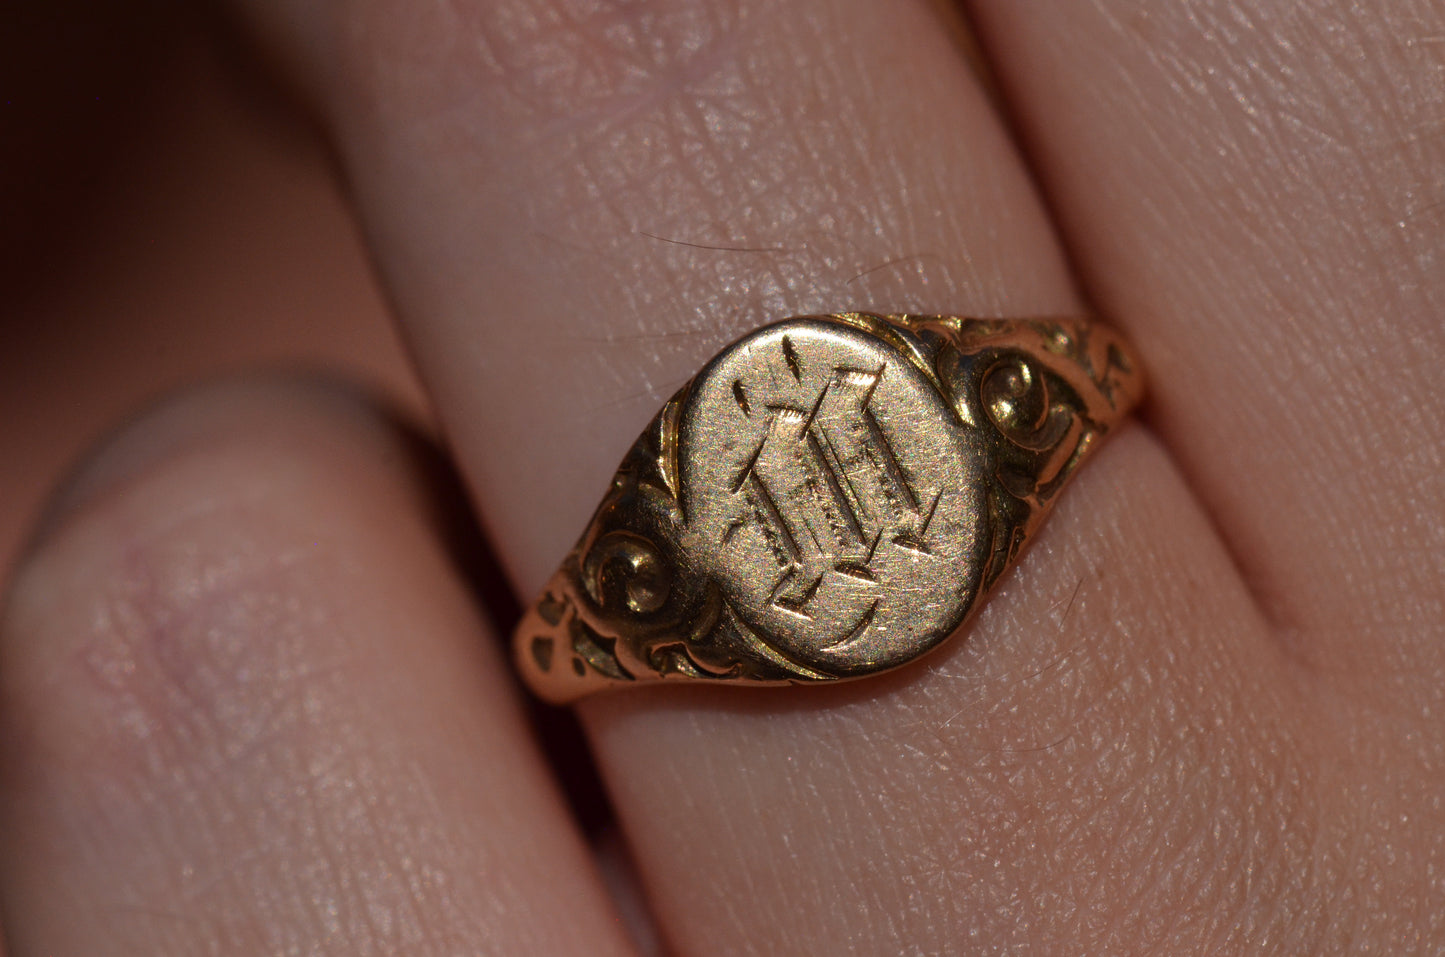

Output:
xmin=727 ymin=358 xmax=940 ymax=630
xmin=681 ymin=321 xmax=983 ymax=674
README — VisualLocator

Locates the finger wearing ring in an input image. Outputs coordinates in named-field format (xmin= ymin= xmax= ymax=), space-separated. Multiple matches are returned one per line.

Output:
xmin=514 ymin=312 xmax=1143 ymax=703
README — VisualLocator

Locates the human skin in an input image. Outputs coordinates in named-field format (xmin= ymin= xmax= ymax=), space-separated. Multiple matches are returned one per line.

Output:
xmin=2 ymin=0 xmax=1443 ymax=954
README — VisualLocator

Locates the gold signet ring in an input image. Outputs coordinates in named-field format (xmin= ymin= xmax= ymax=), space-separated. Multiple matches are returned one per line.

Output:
xmin=515 ymin=313 xmax=1143 ymax=703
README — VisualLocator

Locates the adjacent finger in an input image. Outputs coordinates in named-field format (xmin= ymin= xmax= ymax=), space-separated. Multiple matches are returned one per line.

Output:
xmin=967 ymin=0 xmax=1445 ymax=685
xmin=0 ymin=381 xmax=636 ymax=956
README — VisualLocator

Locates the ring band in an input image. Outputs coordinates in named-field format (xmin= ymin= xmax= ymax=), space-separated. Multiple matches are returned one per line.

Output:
xmin=514 ymin=313 xmax=1143 ymax=703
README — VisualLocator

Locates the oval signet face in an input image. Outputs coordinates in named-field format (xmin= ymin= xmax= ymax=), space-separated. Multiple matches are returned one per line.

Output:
xmin=678 ymin=319 xmax=987 ymax=676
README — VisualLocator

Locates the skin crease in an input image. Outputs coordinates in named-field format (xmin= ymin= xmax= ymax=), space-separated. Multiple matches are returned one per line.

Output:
xmin=0 ymin=2 xmax=1440 ymax=957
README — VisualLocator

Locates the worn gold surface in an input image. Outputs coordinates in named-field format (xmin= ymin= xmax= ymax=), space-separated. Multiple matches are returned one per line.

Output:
xmin=514 ymin=313 xmax=1143 ymax=703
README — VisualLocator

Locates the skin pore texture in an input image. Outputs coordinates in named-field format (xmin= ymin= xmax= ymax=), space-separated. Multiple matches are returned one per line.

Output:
xmin=1 ymin=1 xmax=1442 ymax=954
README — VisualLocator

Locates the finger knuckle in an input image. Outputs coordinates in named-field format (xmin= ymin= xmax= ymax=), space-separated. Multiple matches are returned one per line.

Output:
xmin=0 ymin=385 xmax=370 ymax=802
